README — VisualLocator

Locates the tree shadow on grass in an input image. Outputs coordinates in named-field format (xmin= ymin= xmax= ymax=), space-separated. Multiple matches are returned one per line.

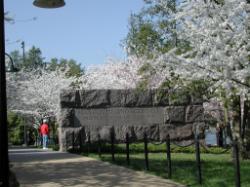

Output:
xmin=96 ymin=153 xmax=250 ymax=187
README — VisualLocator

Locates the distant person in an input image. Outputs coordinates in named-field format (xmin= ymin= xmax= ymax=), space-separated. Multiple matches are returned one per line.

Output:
xmin=40 ymin=119 xmax=49 ymax=149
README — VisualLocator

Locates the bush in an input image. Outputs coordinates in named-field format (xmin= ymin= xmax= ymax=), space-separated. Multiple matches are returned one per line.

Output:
xmin=8 ymin=112 xmax=25 ymax=145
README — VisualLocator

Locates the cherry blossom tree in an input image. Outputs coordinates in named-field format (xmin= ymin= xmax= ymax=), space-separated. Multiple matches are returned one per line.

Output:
xmin=143 ymin=0 xmax=250 ymax=156
xmin=78 ymin=56 xmax=143 ymax=89
xmin=6 ymin=68 xmax=77 ymax=120
xmin=158 ymin=0 xmax=250 ymax=91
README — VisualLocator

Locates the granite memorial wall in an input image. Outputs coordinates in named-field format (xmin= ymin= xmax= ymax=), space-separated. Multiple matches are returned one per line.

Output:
xmin=58 ymin=89 xmax=205 ymax=151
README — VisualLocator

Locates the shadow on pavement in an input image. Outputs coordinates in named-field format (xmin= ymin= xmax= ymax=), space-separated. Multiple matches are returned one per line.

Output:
xmin=9 ymin=148 xmax=184 ymax=187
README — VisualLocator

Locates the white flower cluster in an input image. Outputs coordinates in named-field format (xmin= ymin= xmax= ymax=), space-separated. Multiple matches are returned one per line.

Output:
xmin=6 ymin=68 xmax=76 ymax=118
xmin=158 ymin=0 xmax=250 ymax=95
xmin=79 ymin=56 xmax=142 ymax=89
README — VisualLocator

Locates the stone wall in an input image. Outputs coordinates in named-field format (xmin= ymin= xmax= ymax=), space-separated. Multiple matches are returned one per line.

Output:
xmin=58 ymin=89 xmax=205 ymax=151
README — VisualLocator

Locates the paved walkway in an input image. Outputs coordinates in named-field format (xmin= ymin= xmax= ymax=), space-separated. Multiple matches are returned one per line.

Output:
xmin=9 ymin=148 xmax=185 ymax=187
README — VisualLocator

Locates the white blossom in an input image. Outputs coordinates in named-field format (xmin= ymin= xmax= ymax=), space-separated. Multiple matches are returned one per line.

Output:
xmin=154 ymin=0 xmax=250 ymax=96
xmin=6 ymin=68 xmax=77 ymax=119
xmin=78 ymin=56 xmax=143 ymax=89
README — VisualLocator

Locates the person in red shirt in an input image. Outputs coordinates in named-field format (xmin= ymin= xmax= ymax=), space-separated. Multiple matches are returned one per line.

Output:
xmin=40 ymin=119 xmax=49 ymax=149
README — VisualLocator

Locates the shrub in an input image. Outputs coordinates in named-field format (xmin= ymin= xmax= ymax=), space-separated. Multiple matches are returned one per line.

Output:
xmin=8 ymin=112 xmax=25 ymax=145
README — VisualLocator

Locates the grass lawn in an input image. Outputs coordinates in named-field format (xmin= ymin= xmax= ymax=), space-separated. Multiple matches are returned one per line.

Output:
xmin=76 ymin=143 xmax=250 ymax=187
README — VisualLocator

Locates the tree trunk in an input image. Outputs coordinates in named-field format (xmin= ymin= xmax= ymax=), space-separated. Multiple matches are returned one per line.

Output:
xmin=240 ymin=100 xmax=250 ymax=159
xmin=240 ymin=2 xmax=250 ymax=159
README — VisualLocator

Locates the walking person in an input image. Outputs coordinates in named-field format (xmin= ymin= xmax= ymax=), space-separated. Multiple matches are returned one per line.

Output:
xmin=40 ymin=119 xmax=49 ymax=149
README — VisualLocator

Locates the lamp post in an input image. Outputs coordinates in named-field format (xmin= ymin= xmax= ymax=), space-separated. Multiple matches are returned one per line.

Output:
xmin=5 ymin=53 xmax=18 ymax=72
xmin=0 ymin=0 xmax=65 ymax=186
xmin=0 ymin=1 xmax=9 ymax=186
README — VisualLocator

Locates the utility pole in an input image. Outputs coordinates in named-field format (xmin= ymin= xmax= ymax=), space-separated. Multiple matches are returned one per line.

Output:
xmin=21 ymin=41 xmax=25 ymax=67
xmin=21 ymin=41 xmax=27 ymax=146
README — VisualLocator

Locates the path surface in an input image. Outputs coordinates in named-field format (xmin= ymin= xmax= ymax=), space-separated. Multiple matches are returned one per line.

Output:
xmin=9 ymin=148 xmax=185 ymax=187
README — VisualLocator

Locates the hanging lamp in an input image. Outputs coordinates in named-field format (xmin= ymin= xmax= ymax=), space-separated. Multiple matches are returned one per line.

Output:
xmin=33 ymin=0 xmax=65 ymax=8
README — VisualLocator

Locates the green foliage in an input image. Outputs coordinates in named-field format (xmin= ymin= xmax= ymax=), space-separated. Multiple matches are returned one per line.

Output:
xmin=9 ymin=50 xmax=23 ymax=69
xmin=136 ymin=62 xmax=156 ymax=91
xmin=8 ymin=46 xmax=84 ymax=77
xmin=124 ymin=0 xmax=177 ymax=57
xmin=138 ymin=62 xmax=154 ymax=75
xmin=126 ymin=21 xmax=162 ymax=58
xmin=7 ymin=112 xmax=24 ymax=145
xmin=8 ymin=46 xmax=45 ymax=69
xmin=24 ymin=46 xmax=44 ymax=69
xmin=48 ymin=58 xmax=84 ymax=77
xmin=185 ymin=79 xmax=213 ymax=100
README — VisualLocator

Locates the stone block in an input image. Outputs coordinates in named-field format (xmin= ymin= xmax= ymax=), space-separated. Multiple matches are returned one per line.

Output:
xmin=131 ymin=124 xmax=159 ymax=141
xmin=84 ymin=124 xmax=101 ymax=142
xmin=159 ymin=124 xmax=172 ymax=141
xmin=60 ymin=89 xmax=77 ymax=108
xmin=190 ymin=95 xmax=203 ymax=105
xmin=164 ymin=106 xmax=185 ymax=123
xmin=109 ymin=89 xmax=126 ymax=107
xmin=59 ymin=127 xmax=85 ymax=152
xmin=185 ymin=105 xmax=204 ymax=123
xmin=114 ymin=125 xmax=134 ymax=142
xmin=159 ymin=124 xmax=194 ymax=141
xmin=58 ymin=108 xmax=74 ymax=127
xmin=80 ymin=90 xmax=110 ymax=108
xmin=170 ymin=123 xmax=194 ymax=141
xmin=125 ymin=89 xmax=152 ymax=107
xmin=99 ymin=126 xmax=113 ymax=141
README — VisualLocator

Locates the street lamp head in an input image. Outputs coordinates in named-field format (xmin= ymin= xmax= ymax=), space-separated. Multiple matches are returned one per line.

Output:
xmin=33 ymin=0 xmax=65 ymax=9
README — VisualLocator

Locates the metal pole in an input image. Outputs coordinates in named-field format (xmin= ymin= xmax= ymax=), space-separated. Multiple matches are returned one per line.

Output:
xmin=98 ymin=134 xmax=101 ymax=157
xmin=0 ymin=0 xmax=9 ymax=185
xmin=233 ymin=138 xmax=241 ymax=187
xmin=21 ymin=41 xmax=25 ymax=66
xmin=126 ymin=132 xmax=130 ymax=165
xmin=23 ymin=124 xmax=27 ymax=146
xmin=195 ymin=133 xmax=202 ymax=185
xmin=166 ymin=134 xmax=172 ymax=178
xmin=87 ymin=131 xmax=90 ymax=155
xmin=79 ymin=132 xmax=83 ymax=152
xmin=110 ymin=128 xmax=115 ymax=162
xmin=144 ymin=132 xmax=149 ymax=170
xmin=72 ymin=131 xmax=75 ymax=151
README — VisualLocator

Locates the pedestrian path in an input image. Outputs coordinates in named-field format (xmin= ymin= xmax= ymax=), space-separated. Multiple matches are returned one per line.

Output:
xmin=9 ymin=148 xmax=185 ymax=187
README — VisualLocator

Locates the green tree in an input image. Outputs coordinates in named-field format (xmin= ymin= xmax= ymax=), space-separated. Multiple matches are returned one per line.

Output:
xmin=124 ymin=0 xmax=177 ymax=58
xmin=9 ymin=50 xmax=23 ymax=69
xmin=24 ymin=46 xmax=45 ymax=69
xmin=48 ymin=58 xmax=59 ymax=71
xmin=8 ymin=46 xmax=84 ymax=77
xmin=48 ymin=58 xmax=84 ymax=77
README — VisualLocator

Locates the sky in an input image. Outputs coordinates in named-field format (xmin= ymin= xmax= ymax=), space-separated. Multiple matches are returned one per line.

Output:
xmin=4 ymin=0 xmax=144 ymax=67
